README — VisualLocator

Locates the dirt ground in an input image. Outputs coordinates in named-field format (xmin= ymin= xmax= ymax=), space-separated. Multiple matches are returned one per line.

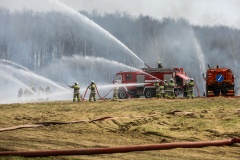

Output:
xmin=0 ymin=97 xmax=239 ymax=160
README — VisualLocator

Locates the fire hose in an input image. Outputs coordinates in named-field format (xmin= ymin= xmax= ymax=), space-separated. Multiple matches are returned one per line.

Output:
xmin=81 ymin=84 xmax=113 ymax=101
xmin=120 ymin=87 xmax=134 ymax=98
xmin=95 ymin=85 xmax=107 ymax=101
xmin=81 ymin=83 xmax=136 ymax=101
xmin=81 ymin=85 xmax=89 ymax=101
xmin=0 ymin=138 xmax=239 ymax=157
xmin=101 ymin=88 xmax=113 ymax=99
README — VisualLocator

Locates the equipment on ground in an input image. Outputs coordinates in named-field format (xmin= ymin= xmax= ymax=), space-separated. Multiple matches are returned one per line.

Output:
xmin=113 ymin=66 xmax=190 ymax=99
xmin=202 ymin=65 xmax=234 ymax=97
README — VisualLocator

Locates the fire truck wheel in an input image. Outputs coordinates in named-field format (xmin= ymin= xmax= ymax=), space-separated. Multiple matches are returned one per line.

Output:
xmin=144 ymin=89 xmax=154 ymax=98
xmin=118 ymin=90 xmax=129 ymax=99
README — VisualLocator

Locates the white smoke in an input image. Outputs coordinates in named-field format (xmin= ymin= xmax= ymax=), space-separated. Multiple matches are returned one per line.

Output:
xmin=57 ymin=0 xmax=240 ymax=29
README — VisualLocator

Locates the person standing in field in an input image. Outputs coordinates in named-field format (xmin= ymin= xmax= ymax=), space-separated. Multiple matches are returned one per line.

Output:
xmin=168 ymin=78 xmax=175 ymax=99
xmin=18 ymin=87 xmax=23 ymax=99
xmin=187 ymin=78 xmax=195 ymax=99
xmin=112 ymin=81 xmax=119 ymax=100
xmin=45 ymin=85 xmax=51 ymax=101
xmin=154 ymin=80 xmax=160 ymax=98
xmin=69 ymin=81 xmax=81 ymax=102
xmin=163 ymin=80 xmax=169 ymax=98
xmin=159 ymin=81 xmax=165 ymax=98
xmin=88 ymin=80 xmax=96 ymax=102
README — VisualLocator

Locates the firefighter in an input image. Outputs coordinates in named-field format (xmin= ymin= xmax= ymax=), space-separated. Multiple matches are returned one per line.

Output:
xmin=158 ymin=61 xmax=163 ymax=68
xmin=18 ymin=88 xmax=23 ymax=99
xmin=45 ymin=85 xmax=51 ymax=101
xmin=163 ymin=80 xmax=169 ymax=98
xmin=69 ymin=81 xmax=81 ymax=102
xmin=112 ymin=81 xmax=119 ymax=100
xmin=183 ymin=83 xmax=188 ymax=97
xmin=154 ymin=80 xmax=160 ymax=98
xmin=88 ymin=80 xmax=96 ymax=102
xmin=168 ymin=78 xmax=175 ymax=99
xmin=159 ymin=81 xmax=165 ymax=98
xmin=187 ymin=78 xmax=195 ymax=99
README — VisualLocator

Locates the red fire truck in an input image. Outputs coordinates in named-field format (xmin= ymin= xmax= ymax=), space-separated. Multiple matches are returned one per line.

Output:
xmin=203 ymin=65 xmax=235 ymax=97
xmin=113 ymin=67 xmax=190 ymax=99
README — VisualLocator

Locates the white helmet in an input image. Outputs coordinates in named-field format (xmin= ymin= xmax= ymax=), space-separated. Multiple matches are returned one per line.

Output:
xmin=75 ymin=81 xmax=78 ymax=85
xmin=170 ymin=78 xmax=174 ymax=81
xmin=190 ymin=78 xmax=194 ymax=81
xmin=91 ymin=80 xmax=95 ymax=84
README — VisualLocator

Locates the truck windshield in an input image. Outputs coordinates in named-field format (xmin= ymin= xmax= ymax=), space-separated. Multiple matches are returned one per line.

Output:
xmin=114 ymin=74 xmax=122 ymax=80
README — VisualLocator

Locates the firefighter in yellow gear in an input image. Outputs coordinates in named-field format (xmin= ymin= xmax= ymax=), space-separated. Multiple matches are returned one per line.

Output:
xmin=168 ymin=78 xmax=175 ymax=99
xmin=159 ymin=81 xmax=165 ymax=98
xmin=187 ymin=78 xmax=195 ymax=99
xmin=163 ymin=80 xmax=169 ymax=98
xmin=154 ymin=80 xmax=160 ymax=98
xmin=88 ymin=80 xmax=96 ymax=102
xmin=112 ymin=81 xmax=119 ymax=100
xmin=69 ymin=82 xmax=81 ymax=102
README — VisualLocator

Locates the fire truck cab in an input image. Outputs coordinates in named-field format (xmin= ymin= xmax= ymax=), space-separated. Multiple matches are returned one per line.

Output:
xmin=114 ymin=67 xmax=190 ymax=99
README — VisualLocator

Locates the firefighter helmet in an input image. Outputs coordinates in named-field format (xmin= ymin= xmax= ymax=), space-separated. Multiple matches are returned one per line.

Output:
xmin=190 ymin=78 xmax=194 ymax=81
xmin=170 ymin=78 xmax=174 ymax=82
xmin=75 ymin=81 xmax=78 ymax=85
xmin=91 ymin=80 xmax=95 ymax=84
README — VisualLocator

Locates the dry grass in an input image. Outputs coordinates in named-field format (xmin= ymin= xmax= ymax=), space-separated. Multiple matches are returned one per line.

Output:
xmin=0 ymin=97 xmax=240 ymax=160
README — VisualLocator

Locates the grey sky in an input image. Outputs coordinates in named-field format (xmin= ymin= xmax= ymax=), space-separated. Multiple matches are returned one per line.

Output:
xmin=58 ymin=0 xmax=240 ymax=28
xmin=1 ymin=0 xmax=240 ymax=28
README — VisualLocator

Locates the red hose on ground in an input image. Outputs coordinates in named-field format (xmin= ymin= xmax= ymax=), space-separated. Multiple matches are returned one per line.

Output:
xmin=0 ymin=138 xmax=239 ymax=157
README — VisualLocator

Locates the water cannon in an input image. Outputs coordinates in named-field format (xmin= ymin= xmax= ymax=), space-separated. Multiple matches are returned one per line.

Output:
xmin=208 ymin=64 xmax=211 ymax=69
xmin=144 ymin=63 xmax=151 ymax=68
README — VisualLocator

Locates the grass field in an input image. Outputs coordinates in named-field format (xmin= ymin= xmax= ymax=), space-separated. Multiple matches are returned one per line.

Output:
xmin=0 ymin=97 xmax=239 ymax=160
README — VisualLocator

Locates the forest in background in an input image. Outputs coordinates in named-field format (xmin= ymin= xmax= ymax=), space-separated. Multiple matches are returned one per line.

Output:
xmin=0 ymin=8 xmax=240 ymax=94
xmin=81 ymin=11 xmax=240 ymax=69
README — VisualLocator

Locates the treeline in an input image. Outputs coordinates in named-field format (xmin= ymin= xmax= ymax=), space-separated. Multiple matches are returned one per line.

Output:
xmin=81 ymin=11 xmax=240 ymax=68
xmin=0 ymin=7 xmax=240 ymax=93
xmin=80 ymin=11 xmax=240 ymax=93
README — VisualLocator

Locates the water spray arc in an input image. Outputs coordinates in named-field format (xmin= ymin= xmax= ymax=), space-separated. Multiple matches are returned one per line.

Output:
xmin=0 ymin=59 xmax=73 ymax=104
xmin=53 ymin=0 xmax=145 ymax=62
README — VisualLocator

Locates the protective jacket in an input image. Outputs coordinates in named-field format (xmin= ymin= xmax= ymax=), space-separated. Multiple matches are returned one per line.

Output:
xmin=89 ymin=83 xmax=96 ymax=93
xmin=168 ymin=81 xmax=175 ymax=92
xmin=154 ymin=82 xmax=160 ymax=92
xmin=187 ymin=81 xmax=195 ymax=91
xmin=70 ymin=84 xmax=80 ymax=94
